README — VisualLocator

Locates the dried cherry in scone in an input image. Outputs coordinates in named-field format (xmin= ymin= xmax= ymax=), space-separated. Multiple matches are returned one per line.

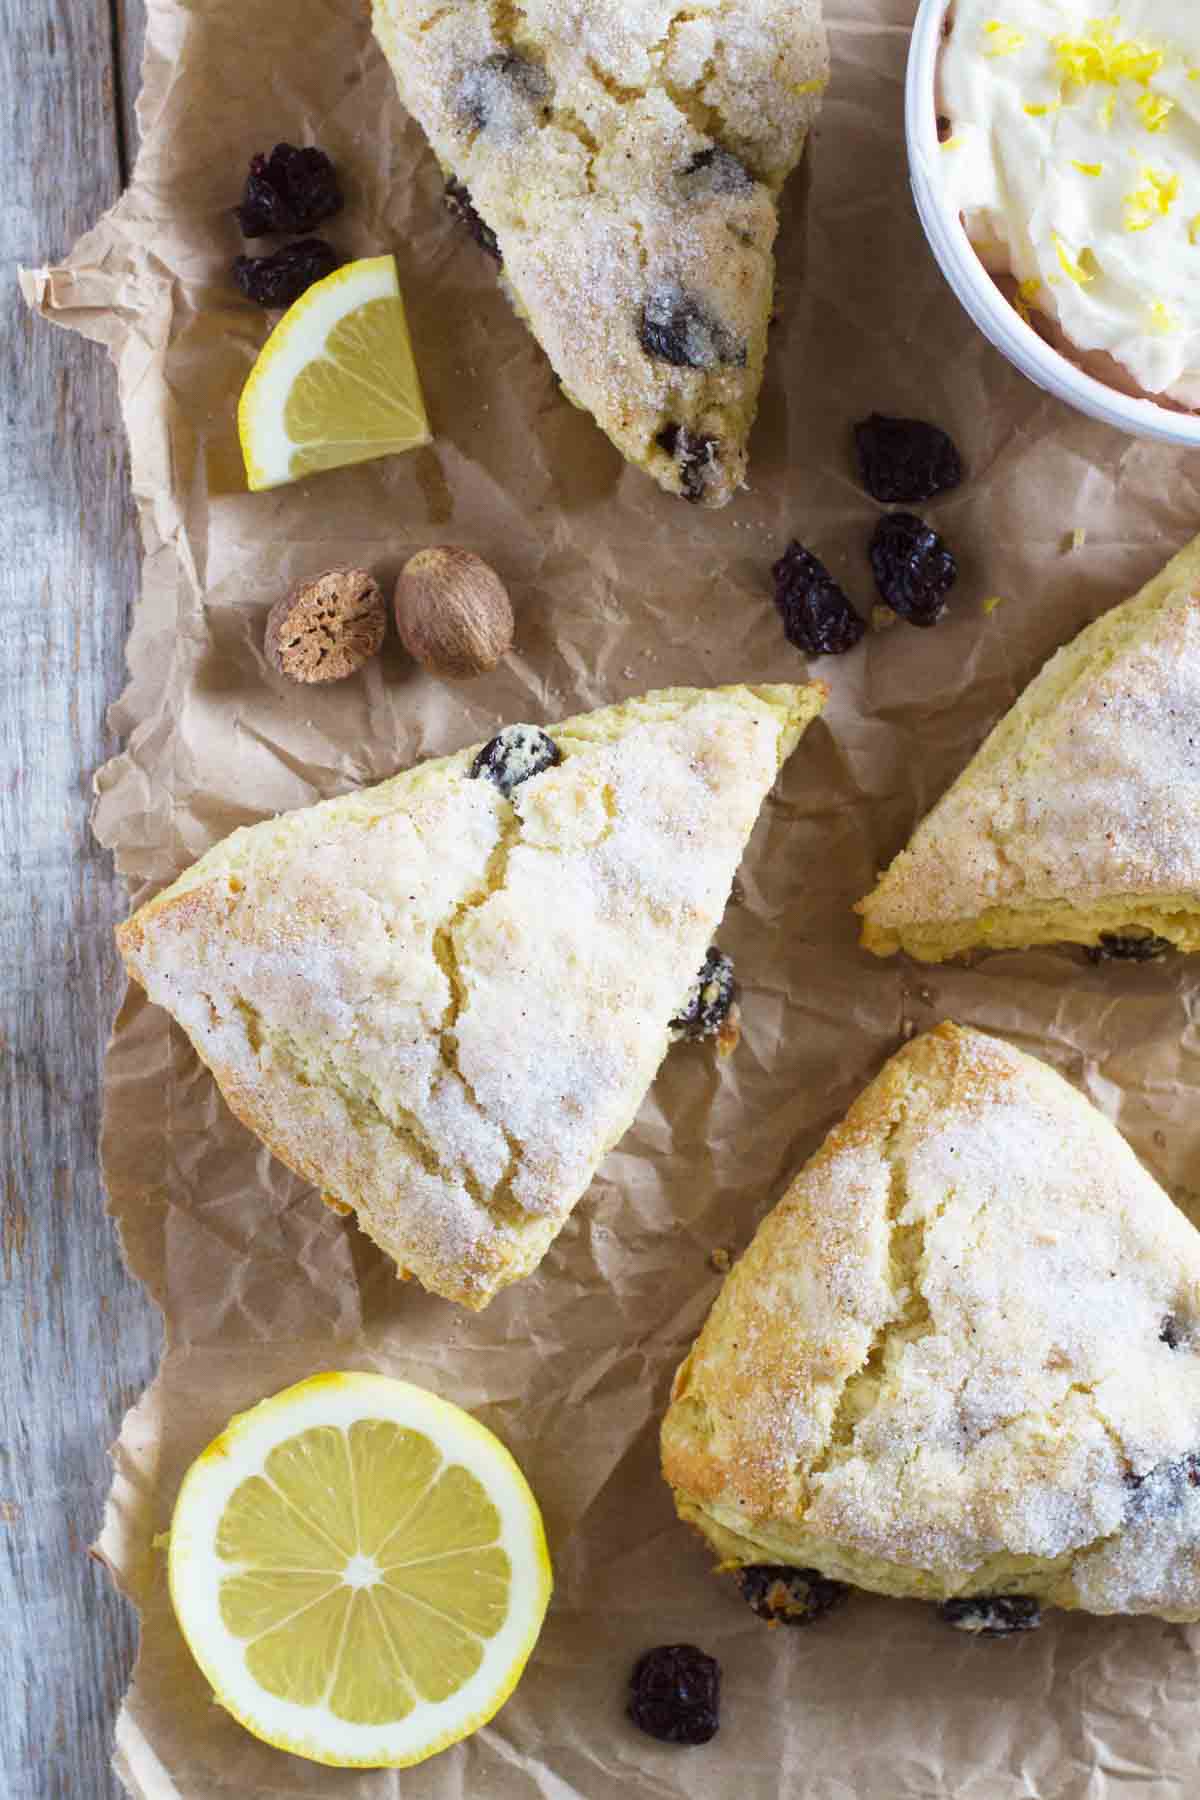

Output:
xmin=234 ymin=239 xmax=342 ymax=309
xmin=869 ymin=512 xmax=958 ymax=627
xmin=1124 ymin=1453 xmax=1200 ymax=1519
xmin=937 ymin=1596 xmax=1042 ymax=1635
xmin=854 ymin=413 xmax=964 ymax=504
xmin=628 ymin=1644 xmax=720 ymax=1745
xmin=737 ymin=1564 xmax=850 ymax=1626
xmin=470 ymin=725 xmax=562 ymax=797
xmin=772 ymin=541 xmax=866 ymax=656
xmin=656 ymin=424 xmax=718 ymax=503
xmin=670 ymin=948 xmax=737 ymax=1042
xmin=1086 ymin=932 xmax=1172 ymax=963
xmin=677 ymin=146 xmax=755 ymax=197
xmin=444 ymin=177 xmax=502 ymax=263
xmin=639 ymin=287 xmax=746 ymax=370
xmin=457 ymin=52 xmax=551 ymax=131
xmin=236 ymin=143 xmax=344 ymax=237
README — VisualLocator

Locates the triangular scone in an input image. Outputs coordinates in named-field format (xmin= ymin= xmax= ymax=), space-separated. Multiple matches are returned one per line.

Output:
xmin=371 ymin=0 xmax=827 ymax=507
xmin=857 ymin=535 xmax=1200 ymax=962
xmin=117 ymin=684 xmax=824 ymax=1309
xmin=662 ymin=1024 xmax=1200 ymax=1621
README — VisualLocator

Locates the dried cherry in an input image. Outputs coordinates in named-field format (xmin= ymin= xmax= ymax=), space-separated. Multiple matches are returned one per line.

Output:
xmin=670 ymin=949 xmax=737 ymax=1042
xmin=233 ymin=239 xmax=342 ymax=309
xmin=869 ymin=512 xmax=958 ymax=626
xmin=458 ymin=52 xmax=551 ymax=131
xmin=678 ymin=146 xmax=754 ymax=197
xmin=628 ymin=1644 xmax=720 ymax=1746
xmin=236 ymin=144 xmax=344 ymax=238
xmin=772 ymin=541 xmax=866 ymax=657
xmin=1086 ymin=933 xmax=1172 ymax=963
xmin=737 ymin=1564 xmax=850 ymax=1626
xmin=1125 ymin=1453 xmax=1200 ymax=1507
xmin=656 ymin=424 xmax=718 ymax=503
xmin=444 ymin=178 xmax=501 ymax=264
xmin=938 ymin=1596 xmax=1042 ymax=1636
xmin=854 ymin=413 xmax=964 ymax=504
xmin=639 ymin=287 xmax=745 ymax=369
xmin=470 ymin=725 xmax=562 ymax=797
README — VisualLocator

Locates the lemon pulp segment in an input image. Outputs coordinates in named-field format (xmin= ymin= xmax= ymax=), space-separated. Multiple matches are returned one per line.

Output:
xmin=216 ymin=1423 xmax=509 ymax=1722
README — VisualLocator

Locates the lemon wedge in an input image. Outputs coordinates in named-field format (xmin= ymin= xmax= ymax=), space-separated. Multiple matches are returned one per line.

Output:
xmin=167 ymin=1372 xmax=552 ymax=1768
xmin=238 ymin=256 xmax=431 ymax=491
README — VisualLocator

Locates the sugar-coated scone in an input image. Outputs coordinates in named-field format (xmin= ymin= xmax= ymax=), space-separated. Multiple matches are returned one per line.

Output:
xmin=117 ymin=684 xmax=825 ymax=1309
xmin=857 ymin=534 xmax=1200 ymax=961
xmin=662 ymin=1023 xmax=1200 ymax=1621
xmin=372 ymin=0 xmax=827 ymax=506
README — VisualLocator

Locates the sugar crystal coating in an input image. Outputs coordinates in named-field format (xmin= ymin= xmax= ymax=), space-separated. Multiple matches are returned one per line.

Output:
xmin=663 ymin=1024 xmax=1200 ymax=1621
xmin=118 ymin=687 xmax=823 ymax=1308
xmin=372 ymin=0 xmax=828 ymax=504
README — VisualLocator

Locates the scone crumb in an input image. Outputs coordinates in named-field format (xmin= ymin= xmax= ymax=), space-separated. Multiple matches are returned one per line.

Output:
xmin=871 ymin=604 xmax=899 ymax=632
xmin=1070 ymin=527 xmax=1088 ymax=552
xmin=709 ymin=1246 xmax=734 ymax=1274
xmin=982 ymin=594 xmax=1007 ymax=615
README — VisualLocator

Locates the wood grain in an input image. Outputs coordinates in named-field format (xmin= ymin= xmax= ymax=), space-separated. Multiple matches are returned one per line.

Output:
xmin=114 ymin=0 xmax=145 ymax=174
xmin=1 ymin=3 xmax=157 ymax=1797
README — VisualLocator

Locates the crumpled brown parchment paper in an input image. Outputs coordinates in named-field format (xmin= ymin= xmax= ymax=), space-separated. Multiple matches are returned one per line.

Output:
xmin=22 ymin=0 xmax=1200 ymax=1793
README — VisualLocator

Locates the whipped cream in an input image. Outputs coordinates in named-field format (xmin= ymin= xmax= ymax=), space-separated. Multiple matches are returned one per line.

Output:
xmin=938 ymin=2 xmax=1200 ymax=404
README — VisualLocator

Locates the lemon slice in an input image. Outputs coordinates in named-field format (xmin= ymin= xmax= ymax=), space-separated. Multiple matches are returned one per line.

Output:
xmin=167 ymin=1372 xmax=552 ymax=1768
xmin=238 ymin=256 xmax=431 ymax=491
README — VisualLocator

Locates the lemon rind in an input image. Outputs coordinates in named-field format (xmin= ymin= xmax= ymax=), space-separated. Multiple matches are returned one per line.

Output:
xmin=237 ymin=257 xmax=430 ymax=493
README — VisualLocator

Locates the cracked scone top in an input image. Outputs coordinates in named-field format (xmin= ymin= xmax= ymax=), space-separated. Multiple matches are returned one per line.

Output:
xmin=116 ymin=683 xmax=825 ymax=1309
xmin=371 ymin=0 xmax=828 ymax=505
xmin=661 ymin=1024 xmax=1200 ymax=1620
xmin=857 ymin=532 xmax=1200 ymax=961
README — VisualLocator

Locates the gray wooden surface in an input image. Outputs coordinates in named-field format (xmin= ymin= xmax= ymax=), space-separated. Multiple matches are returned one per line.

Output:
xmin=2 ymin=3 xmax=157 ymax=1797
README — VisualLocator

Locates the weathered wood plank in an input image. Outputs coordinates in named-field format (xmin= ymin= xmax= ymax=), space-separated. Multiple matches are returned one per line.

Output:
xmin=115 ymin=0 xmax=146 ymax=175
xmin=2 ymin=3 xmax=159 ymax=1797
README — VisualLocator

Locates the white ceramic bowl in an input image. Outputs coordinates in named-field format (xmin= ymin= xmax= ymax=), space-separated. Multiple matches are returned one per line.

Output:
xmin=905 ymin=0 xmax=1200 ymax=448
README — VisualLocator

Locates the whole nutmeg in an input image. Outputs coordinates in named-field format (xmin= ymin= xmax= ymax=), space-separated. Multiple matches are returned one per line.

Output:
xmin=265 ymin=569 xmax=386 ymax=684
xmin=394 ymin=547 xmax=514 ymax=679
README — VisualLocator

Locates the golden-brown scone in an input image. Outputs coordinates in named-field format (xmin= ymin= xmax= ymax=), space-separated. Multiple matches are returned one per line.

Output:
xmin=857 ymin=534 xmax=1200 ymax=962
xmin=662 ymin=1023 xmax=1200 ymax=1621
xmin=117 ymin=684 xmax=825 ymax=1309
xmin=371 ymin=0 xmax=827 ymax=506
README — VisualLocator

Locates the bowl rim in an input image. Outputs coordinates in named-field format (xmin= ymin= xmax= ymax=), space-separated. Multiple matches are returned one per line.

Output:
xmin=905 ymin=0 xmax=1200 ymax=447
